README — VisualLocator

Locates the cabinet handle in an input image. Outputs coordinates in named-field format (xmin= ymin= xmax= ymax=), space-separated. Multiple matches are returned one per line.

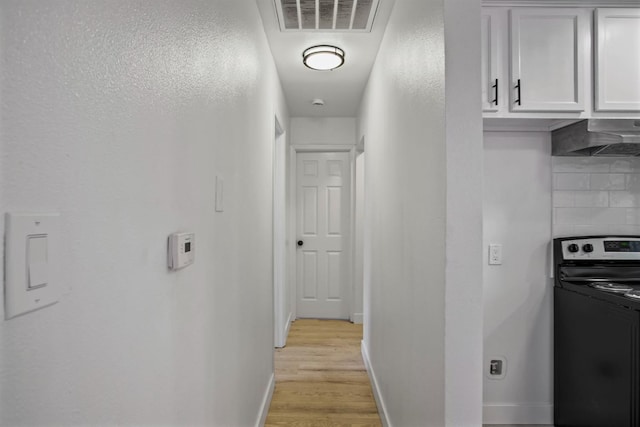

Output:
xmin=492 ymin=79 xmax=498 ymax=106
xmin=514 ymin=79 xmax=521 ymax=106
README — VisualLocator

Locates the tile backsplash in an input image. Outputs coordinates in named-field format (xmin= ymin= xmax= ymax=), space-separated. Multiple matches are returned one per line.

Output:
xmin=553 ymin=157 xmax=640 ymax=237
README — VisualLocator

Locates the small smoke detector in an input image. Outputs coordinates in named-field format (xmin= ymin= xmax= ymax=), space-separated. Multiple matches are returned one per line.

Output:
xmin=311 ymin=98 xmax=325 ymax=106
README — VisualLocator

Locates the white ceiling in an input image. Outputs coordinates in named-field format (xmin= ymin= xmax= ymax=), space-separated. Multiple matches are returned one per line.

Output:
xmin=255 ymin=0 xmax=396 ymax=117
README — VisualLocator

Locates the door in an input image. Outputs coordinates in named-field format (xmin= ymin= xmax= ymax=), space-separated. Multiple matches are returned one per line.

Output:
xmin=296 ymin=151 xmax=351 ymax=319
xmin=594 ymin=8 xmax=640 ymax=112
xmin=481 ymin=9 xmax=503 ymax=112
xmin=509 ymin=8 xmax=588 ymax=112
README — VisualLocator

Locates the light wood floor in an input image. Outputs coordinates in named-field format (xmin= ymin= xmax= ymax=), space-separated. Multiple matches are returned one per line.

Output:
xmin=265 ymin=319 xmax=554 ymax=427
xmin=265 ymin=319 xmax=382 ymax=427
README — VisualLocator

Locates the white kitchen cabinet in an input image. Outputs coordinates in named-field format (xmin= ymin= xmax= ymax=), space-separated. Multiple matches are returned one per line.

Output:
xmin=594 ymin=8 xmax=640 ymax=112
xmin=509 ymin=8 xmax=590 ymax=112
xmin=481 ymin=9 xmax=505 ymax=112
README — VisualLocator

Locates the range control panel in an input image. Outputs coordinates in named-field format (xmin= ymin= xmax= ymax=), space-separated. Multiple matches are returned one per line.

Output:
xmin=561 ymin=237 xmax=640 ymax=260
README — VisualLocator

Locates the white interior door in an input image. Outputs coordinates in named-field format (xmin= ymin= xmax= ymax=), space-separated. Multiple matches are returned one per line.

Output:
xmin=296 ymin=151 xmax=351 ymax=319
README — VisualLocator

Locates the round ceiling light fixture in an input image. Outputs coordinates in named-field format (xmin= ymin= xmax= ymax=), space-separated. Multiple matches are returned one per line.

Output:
xmin=302 ymin=45 xmax=345 ymax=71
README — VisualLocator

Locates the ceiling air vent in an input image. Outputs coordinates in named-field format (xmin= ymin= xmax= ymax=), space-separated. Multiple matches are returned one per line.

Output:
xmin=275 ymin=0 xmax=380 ymax=32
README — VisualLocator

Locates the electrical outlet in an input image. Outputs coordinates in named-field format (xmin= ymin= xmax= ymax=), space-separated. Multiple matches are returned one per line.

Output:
xmin=489 ymin=244 xmax=502 ymax=265
xmin=487 ymin=356 xmax=507 ymax=380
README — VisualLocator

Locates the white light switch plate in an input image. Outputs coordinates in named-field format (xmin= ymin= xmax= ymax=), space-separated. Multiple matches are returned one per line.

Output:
xmin=489 ymin=244 xmax=502 ymax=265
xmin=4 ymin=213 xmax=61 ymax=319
xmin=215 ymin=176 xmax=224 ymax=212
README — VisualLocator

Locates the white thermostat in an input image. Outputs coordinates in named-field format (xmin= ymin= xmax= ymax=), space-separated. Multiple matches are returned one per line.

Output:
xmin=168 ymin=232 xmax=195 ymax=270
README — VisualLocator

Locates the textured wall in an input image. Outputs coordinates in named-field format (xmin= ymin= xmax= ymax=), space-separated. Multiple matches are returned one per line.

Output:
xmin=357 ymin=0 xmax=482 ymax=425
xmin=483 ymin=131 xmax=553 ymax=424
xmin=443 ymin=0 xmax=483 ymax=425
xmin=290 ymin=117 xmax=356 ymax=146
xmin=0 ymin=1 xmax=288 ymax=425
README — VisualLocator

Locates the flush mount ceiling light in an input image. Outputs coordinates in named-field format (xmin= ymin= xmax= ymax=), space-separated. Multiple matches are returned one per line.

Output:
xmin=302 ymin=45 xmax=345 ymax=71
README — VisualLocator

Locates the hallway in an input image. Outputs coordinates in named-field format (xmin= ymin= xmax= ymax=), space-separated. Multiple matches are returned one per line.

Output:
xmin=0 ymin=1 xmax=483 ymax=425
xmin=265 ymin=320 xmax=381 ymax=426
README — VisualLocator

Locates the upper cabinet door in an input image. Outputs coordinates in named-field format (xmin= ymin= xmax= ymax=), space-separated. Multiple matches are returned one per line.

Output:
xmin=510 ymin=8 xmax=589 ymax=112
xmin=594 ymin=8 xmax=640 ymax=112
xmin=481 ymin=10 xmax=503 ymax=112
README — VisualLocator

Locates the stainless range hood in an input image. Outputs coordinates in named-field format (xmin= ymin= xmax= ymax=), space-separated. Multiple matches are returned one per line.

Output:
xmin=552 ymin=119 xmax=640 ymax=156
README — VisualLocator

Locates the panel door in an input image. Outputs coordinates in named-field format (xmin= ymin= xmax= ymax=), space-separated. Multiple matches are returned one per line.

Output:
xmin=510 ymin=8 xmax=588 ymax=112
xmin=482 ymin=9 xmax=504 ymax=112
xmin=296 ymin=151 xmax=351 ymax=319
xmin=594 ymin=8 xmax=640 ymax=112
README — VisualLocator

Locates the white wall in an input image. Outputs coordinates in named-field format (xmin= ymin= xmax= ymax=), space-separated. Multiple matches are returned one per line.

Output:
xmin=553 ymin=157 xmax=640 ymax=236
xmin=0 ymin=1 xmax=288 ymax=425
xmin=290 ymin=117 xmax=356 ymax=146
xmin=357 ymin=0 xmax=483 ymax=425
xmin=353 ymin=151 xmax=365 ymax=324
xmin=483 ymin=131 xmax=553 ymax=425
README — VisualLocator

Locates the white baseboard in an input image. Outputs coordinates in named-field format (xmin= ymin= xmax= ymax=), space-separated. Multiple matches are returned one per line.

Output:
xmin=483 ymin=403 xmax=553 ymax=425
xmin=256 ymin=372 xmax=275 ymax=427
xmin=361 ymin=341 xmax=391 ymax=427
xmin=351 ymin=312 xmax=363 ymax=324
xmin=284 ymin=312 xmax=292 ymax=341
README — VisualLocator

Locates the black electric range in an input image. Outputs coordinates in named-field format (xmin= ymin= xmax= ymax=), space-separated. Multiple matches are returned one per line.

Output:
xmin=554 ymin=236 xmax=640 ymax=427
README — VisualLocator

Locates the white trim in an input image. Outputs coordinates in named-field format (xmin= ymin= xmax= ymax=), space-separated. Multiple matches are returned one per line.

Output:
xmin=351 ymin=312 xmax=363 ymax=324
xmin=483 ymin=0 xmax=639 ymax=7
xmin=255 ymin=372 xmax=275 ymax=427
xmin=483 ymin=118 xmax=581 ymax=132
xmin=482 ymin=403 xmax=554 ymax=425
xmin=361 ymin=341 xmax=391 ymax=427
xmin=284 ymin=311 xmax=293 ymax=340
xmin=289 ymin=145 xmax=356 ymax=320
xmin=273 ymin=115 xmax=288 ymax=348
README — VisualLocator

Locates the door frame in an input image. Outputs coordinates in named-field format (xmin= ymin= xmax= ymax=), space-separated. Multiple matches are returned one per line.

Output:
xmin=273 ymin=116 xmax=289 ymax=348
xmin=288 ymin=144 xmax=357 ymax=322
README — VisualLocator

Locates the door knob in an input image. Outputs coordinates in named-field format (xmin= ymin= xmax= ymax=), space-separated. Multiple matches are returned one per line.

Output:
xmin=297 ymin=240 xmax=304 ymax=246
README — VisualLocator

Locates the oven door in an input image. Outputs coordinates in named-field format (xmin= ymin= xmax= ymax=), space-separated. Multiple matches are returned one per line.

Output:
xmin=555 ymin=286 xmax=640 ymax=426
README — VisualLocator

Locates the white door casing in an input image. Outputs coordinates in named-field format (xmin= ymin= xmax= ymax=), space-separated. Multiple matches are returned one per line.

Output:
xmin=295 ymin=150 xmax=352 ymax=319
xmin=273 ymin=116 xmax=289 ymax=348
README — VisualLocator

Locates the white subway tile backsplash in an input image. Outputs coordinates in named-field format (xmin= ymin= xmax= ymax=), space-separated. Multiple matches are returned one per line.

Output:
xmin=610 ymin=191 xmax=640 ymax=208
xmin=553 ymin=191 xmax=575 ymax=207
xmin=553 ymin=224 xmax=575 ymax=237
xmin=590 ymin=173 xmax=625 ymax=190
xmin=626 ymin=174 xmax=640 ymax=191
xmin=625 ymin=208 xmax=640 ymax=225
xmin=574 ymin=224 xmax=607 ymax=235
xmin=574 ymin=191 xmax=609 ymax=208
xmin=556 ymin=208 xmax=594 ymax=224
xmin=552 ymin=157 xmax=611 ymax=173
xmin=592 ymin=208 xmax=628 ymax=225
xmin=552 ymin=158 xmax=640 ymax=237
xmin=607 ymin=224 xmax=640 ymax=235
xmin=554 ymin=173 xmax=590 ymax=190
xmin=610 ymin=159 xmax=640 ymax=173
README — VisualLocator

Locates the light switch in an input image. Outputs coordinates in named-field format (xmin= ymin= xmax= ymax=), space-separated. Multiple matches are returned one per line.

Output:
xmin=489 ymin=244 xmax=503 ymax=265
xmin=215 ymin=176 xmax=224 ymax=212
xmin=4 ymin=213 xmax=60 ymax=319
xmin=27 ymin=235 xmax=48 ymax=289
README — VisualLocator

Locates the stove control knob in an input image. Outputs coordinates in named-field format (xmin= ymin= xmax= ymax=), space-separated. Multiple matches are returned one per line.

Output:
xmin=583 ymin=243 xmax=594 ymax=253
xmin=568 ymin=244 xmax=580 ymax=253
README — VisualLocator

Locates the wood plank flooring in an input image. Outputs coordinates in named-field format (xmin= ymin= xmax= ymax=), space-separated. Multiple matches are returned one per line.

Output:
xmin=265 ymin=319 xmax=382 ymax=427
